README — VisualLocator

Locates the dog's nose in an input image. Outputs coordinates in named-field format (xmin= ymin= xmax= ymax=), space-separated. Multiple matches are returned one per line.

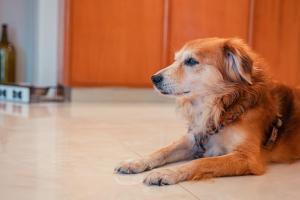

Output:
xmin=151 ymin=74 xmax=163 ymax=84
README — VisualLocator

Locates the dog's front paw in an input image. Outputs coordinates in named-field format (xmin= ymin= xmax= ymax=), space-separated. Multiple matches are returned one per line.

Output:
xmin=143 ymin=169 xmax=182 ymax=186
xmin=114 ymin=159 xmax=150 ymax=174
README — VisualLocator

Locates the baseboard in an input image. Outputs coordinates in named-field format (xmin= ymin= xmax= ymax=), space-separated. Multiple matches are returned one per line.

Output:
xmin=70 ymin=87 xmax=174 ymax=103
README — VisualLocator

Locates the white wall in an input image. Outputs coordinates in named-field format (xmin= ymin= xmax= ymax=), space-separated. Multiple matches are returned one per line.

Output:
xmin=0 ymin=0 xmax=59 ymax=87
xmin=33 ymin=0 xmax=59 ymax=87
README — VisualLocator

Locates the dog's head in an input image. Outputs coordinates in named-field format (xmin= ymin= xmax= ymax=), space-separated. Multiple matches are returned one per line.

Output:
xmin=151 ymin=38 xmax=254 ymax=97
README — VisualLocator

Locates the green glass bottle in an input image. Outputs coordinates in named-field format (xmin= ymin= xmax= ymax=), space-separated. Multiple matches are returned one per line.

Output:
xmin=0 ymin=24 xmax=15 ymax=83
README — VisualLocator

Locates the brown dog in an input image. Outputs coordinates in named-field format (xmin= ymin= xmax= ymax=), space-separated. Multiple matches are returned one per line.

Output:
xmin=115 ymin=38 xmax=300 ymax=186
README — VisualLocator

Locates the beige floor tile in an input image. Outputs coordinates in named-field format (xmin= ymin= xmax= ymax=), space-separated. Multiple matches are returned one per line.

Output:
xmin=0 ymin=102 xmax=197 ymax=200
xmin=1 ymin=102 xmax=300 ymax=200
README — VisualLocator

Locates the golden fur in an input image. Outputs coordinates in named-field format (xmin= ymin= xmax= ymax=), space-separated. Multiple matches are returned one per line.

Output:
xmin=115 ymin=38 xmax=300 ymax=186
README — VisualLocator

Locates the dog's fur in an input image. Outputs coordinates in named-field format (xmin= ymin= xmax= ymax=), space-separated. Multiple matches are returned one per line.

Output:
xmin=115 ymin=38 xmax=300 ymax=186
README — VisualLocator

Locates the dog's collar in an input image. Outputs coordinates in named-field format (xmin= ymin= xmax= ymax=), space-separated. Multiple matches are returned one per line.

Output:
xmin=192 ymin=116 xmax=285 ymax=158
xmin=192 ymin=127 xmax=223 ymax=158
xmin=263 ymin=116 xmax=283 ymax=150
xmin=192 ymin=106 xmax=243 ymax=158
xmin=192 ymin=134 xmax=208 ymax=158
xmin=263 ymin=86 xmax=294 ymax=150
xmin=192 ymin=112 xmax=285 ymax=158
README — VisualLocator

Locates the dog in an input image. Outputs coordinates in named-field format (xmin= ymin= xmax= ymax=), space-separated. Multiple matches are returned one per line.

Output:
xmin=114 ymin=37 xmax=300 ymax=186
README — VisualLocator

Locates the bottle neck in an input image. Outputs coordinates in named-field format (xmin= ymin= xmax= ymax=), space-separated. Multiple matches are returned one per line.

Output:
xmin=1 ymin=24 xmax=9 ymax=44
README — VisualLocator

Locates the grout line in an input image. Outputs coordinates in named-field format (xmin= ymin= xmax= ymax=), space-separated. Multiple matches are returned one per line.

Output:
xmin=120 ymin=141 xmax=200 ymax=199
xmin=117 ymin=132 xmax=200 ymax=198
xmin=178 ymin=183 xmax=201 ymax=200
xmin=119 ymin=140 xmax=145 ymax=158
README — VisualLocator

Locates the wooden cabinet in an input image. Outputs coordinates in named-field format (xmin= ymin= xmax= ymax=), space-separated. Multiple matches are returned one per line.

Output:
xmin=60 ymin=0 xmax=300 ymax=87
xmin=252 ymin=0 xmax=300 ymax=86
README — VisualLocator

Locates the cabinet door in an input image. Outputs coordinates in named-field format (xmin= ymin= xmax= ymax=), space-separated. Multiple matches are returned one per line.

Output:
xmin=64 ymin=0 xmax=164 ymax=87
xmin=167 ymin=0 xmax=250 ymax=62
xmin=252 ymin=0 xmax=300 ymax=86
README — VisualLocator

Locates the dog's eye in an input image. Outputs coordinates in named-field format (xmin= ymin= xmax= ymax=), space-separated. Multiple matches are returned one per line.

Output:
xmin=184 ymin=57 xmax=199 ymax=66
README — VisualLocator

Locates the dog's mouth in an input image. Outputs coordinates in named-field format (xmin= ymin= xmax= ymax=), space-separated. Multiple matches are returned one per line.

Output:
xmin=153 ymin=81 xmax=190 ymax=96
xmin=160 ymin=90 xmax=190 ymax=96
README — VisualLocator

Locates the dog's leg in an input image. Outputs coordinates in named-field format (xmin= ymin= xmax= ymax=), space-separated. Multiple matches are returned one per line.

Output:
xmin=144 ymin=152 xmax=265 ymax=186
xmin=114 ymin=134 xmax=195 ymax=174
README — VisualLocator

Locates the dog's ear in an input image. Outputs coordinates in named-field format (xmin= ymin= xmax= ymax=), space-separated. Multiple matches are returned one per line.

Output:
xmin=223 ymin=39 xmax=253 ymax=85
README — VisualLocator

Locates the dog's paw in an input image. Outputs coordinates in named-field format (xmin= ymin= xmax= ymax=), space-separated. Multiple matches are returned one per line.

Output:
xmin=114 ymin=159 xmax=149 ymax=174
xmin=143 ymin=169 xmax=181 ymax=186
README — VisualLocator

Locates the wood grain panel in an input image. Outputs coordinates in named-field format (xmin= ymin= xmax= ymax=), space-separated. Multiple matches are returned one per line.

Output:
xmin=67 ymin=0 xmax=164 ymax=86
xmin=167 ymin=0 xmax=251 ymax=62
xmin=252 ymin=0 xmax=300 ymax=86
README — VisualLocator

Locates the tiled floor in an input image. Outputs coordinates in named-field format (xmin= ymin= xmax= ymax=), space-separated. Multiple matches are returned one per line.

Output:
xmin=0 ymin=102 xmax=300 ymax=200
